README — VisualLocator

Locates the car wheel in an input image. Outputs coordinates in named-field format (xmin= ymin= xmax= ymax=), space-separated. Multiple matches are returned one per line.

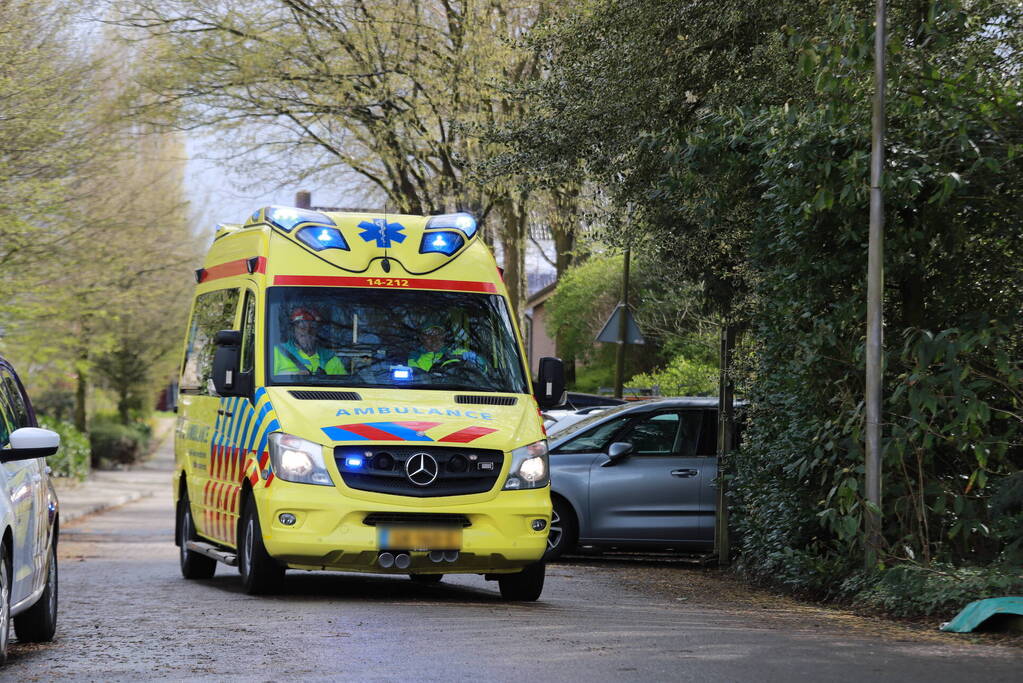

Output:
xmin=239 ymin=498 xmax=284 ymax=595
xmin=544 ymin=497 xmax=578 ymax=562
xmin=12 ymin=539 xmax=58 ymax=643
xmin=0 ymin=549 xmax=10 ymax=665
xmin=178 ymin=494 xmax=216 ymax=580
xmin=497 ymin=562 xmax=545 ymax=601
xmin=409 ymin=573 xmax=444 ymax=584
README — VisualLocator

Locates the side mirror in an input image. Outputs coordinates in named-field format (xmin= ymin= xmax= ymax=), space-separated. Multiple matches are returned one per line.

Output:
xmin=212 ymin=329 xmax=251 ymax=397
xmin=534 ymin=357 xmax=566 ymax=410
xmin=2 ymin=427 xmax=60 ymax=462
xmin=603 ymin=441 xmax=634 ymax=466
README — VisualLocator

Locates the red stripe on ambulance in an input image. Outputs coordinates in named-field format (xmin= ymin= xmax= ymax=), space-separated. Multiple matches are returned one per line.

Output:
xmin=199 ymin=256 xmax=266 ymax=283
xmin=438 ymin=426 xmax=499 ymax=443
xmin=273 ymin=274 xmax=497 ymax=293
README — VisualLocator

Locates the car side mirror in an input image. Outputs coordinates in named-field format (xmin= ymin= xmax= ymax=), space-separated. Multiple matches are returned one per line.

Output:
xmin=603 ymin=441 xmax=634 ymax=466
xmin=2 ymin=427 xmax=60 ymax=462
xmin=212 ymin=329 xmax=251 ymax=397
xmin=534 ymin=357 xmax=566 ymax=410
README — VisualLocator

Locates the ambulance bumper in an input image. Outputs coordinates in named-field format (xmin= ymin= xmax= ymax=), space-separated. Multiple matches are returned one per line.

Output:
xmin=256 ymin=481 xmax=551 ymax=574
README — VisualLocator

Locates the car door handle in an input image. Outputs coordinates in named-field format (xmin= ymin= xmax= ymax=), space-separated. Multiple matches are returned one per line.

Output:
xmin=671 ymin=468 xmax=698 ymax=478
xmin=217 ymin=409 xmax=233 ymax=417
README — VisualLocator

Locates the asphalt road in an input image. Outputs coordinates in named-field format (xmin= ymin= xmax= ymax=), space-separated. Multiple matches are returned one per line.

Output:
xmin=3 ymin=490 xmax=1021 ymax=681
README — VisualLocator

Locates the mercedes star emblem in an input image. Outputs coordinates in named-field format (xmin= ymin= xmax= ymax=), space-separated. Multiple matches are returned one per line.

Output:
xmin=405 ymin=452 xmax=439 ymax=486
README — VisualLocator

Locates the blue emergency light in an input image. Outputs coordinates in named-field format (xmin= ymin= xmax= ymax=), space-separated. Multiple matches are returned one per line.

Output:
xmin=296 ymin=226 xmax=349 ymax=251
xmin=426 ymin=212 xmax=477 ymax=239
xmin=345 ymin=455 xmax=365 ymax=469
xmin=264 ymin=205 xmax=336 ymax=233
xmin=391 ymin=365 xmax=413 ymax=381
xmin=418 ymin=230 xmax=465 ymax=256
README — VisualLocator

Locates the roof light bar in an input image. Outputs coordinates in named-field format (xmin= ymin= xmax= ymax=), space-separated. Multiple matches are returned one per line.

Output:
xmin=425 ymin=212 xmax=477 ymax=239
xmin=263 ymin=205 xmax=335 ymax=233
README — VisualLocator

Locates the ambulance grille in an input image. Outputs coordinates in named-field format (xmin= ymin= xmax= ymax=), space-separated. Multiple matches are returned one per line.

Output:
xmin=289 ymin=390 xmax=362 ymax=401
xmin=454 ymin=395 xmax=517 ymax=406
xmin=362 ymin=512 xmax=471 ymax=528
xmin=334 ymin=445 xmax=504 ymax=498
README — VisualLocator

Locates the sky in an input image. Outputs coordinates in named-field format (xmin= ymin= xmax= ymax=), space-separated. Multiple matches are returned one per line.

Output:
xmin=183 ymin=133 xmax=330 ymax=231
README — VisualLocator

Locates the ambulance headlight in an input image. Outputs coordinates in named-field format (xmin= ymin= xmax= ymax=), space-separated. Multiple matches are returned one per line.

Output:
xmin=297 ymin=226 xmax=349 ymax=251
xmin=268 ymin=433 xmax=334 ymax=486
xmin=264 ymin=205 xmax=336 ymax=233
xmin=419 ymin=230 xmax=465 ymax=256
xmin=426 ymin=212 xmax=477 ymax=239
xmin=502 ymin=440 xmax=549 ymax=490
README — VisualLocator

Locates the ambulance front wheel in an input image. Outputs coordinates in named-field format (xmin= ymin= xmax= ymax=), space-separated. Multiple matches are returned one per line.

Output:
xmin=497 ymin=562 xmax=545 ymax=601
xmin=178 ymin=494 xmax=216 ymax=580
xmin=239 ymin=499 xmax=285 ymax=595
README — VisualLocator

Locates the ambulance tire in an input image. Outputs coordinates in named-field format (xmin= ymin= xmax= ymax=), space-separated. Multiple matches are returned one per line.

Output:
xmin=409 ymin=573 xmax=444 ymax=584
xmin=497 ymin=562 xmax=545 ymax=601
xmin=178 ymin=494 xmax=216 ymax=580
xmin=13 ymin=539 xmax=58 ymax=642
xmin=239 ymin=500 xmax=285 ymax=595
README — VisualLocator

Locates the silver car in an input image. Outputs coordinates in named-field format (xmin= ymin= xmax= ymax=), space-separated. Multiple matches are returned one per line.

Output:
xmin=544 ymin=398 xmax=729 ymax=560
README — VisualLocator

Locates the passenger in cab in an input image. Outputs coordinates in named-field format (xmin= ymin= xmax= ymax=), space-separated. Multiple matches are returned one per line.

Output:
xmin=408 ymin=318 xmax=486 ymax=374
xmin=273 ymin=307 xmax=347 ymax=376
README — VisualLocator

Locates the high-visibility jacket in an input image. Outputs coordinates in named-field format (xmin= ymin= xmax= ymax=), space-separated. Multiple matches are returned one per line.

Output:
xmin=407 ymin=347 xmax=484 ymax=372
xmin=273 ymin=342 xmax=347 ymax=376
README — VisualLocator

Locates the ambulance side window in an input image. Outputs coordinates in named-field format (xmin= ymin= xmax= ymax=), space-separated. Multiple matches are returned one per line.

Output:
xmin=180 ymin=288 xmax=240 ymax=395
xmin=239 ymin=290 xmax=257 ymax=374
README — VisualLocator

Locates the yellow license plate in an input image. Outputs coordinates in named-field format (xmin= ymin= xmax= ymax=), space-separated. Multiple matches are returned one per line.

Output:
xmin=379 ymin=526 xmax=462 ymax=551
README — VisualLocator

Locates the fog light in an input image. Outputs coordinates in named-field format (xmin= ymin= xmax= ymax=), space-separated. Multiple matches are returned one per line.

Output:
xmin=531 ymin=519 xmax=547 ymax=531
xmin=279 ymin=513 xmax=297 ymax=526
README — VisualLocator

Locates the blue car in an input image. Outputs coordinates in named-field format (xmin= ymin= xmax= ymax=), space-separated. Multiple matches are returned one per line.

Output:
xmin=544 ymin=397 xmax=736 ymax=560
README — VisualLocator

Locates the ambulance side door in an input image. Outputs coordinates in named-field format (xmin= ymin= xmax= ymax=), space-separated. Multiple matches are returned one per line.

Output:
xmin=177 ymin=286 xmax=241 ymax=541
xmin=209 ymin=286 xmax=259 ymax=548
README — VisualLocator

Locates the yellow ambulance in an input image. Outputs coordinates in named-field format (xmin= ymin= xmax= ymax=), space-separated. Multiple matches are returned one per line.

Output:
xmin=174 ymin=206 xmax=564 ymax=600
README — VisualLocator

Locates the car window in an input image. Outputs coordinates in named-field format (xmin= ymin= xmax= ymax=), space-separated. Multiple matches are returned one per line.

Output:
xmin=1 ymin=369 xmax=31 ymax=428
xmin=554 ymin=416 xmax=631 ymax=454
xmin=696 ymin=409 xmax=718 ymax=455
xmin=181 ymin=288 xmax=240 ymax=394
xmin=0 ymin=382 xmax=15 ymax=446
xmin=618 ymin=412 xmax=681 ymax=456
xmin=239 ymin=289 xmax=257 ymax=374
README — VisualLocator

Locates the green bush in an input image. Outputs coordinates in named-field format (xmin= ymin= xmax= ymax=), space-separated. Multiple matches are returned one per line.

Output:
xmin=629 ymin=354 xmax=718 ymax=397
xmin=89 ymin=414 xmax=152 ymax=468
xmin=37 ymin=417 xmax=90 ymax=481
xmin=843 ymin=564 xmax=1023 ymax=618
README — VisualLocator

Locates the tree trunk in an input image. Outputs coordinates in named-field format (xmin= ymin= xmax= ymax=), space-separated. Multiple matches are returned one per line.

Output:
xmin=74 ymin=360 xmax=88 ymax=433
xmin=499 ymin=197 xmax=529 ymax=325
xmin=551 ymin=185 xmax=581 ymax=384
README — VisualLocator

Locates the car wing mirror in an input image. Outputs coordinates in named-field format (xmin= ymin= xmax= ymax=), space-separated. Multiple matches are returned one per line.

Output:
xmin=534 ymin=356 xmax=566 ymax=410
xmin=2 ymin=427 xmax=60 ymax=462
xmin=603 ymin=441 xmax=634 ymax=466
xmin=212 ymin=329 xmax=251 ymax=397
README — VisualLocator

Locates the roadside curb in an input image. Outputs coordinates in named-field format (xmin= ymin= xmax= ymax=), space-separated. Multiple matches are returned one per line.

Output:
xmin=55 ymin=487 xmax=157 ymax=525
xmin=53 ymin=416 xmax=175 ymax=525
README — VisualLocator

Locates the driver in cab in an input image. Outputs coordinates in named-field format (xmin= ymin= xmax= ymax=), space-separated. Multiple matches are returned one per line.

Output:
xmin=274 ymin=307 xmax=347 ymax=376
xmin=407 ymin=319 xmax=487 ymax=374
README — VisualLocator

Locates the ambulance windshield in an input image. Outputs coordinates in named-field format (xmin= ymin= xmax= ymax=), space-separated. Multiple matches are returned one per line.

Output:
xmin=266 ymin=286 xmax=529 ymax=393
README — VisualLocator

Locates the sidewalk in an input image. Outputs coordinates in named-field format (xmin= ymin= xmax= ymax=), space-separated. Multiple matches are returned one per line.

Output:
xmin=52 ymin=418 xmax=175 ymax=524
